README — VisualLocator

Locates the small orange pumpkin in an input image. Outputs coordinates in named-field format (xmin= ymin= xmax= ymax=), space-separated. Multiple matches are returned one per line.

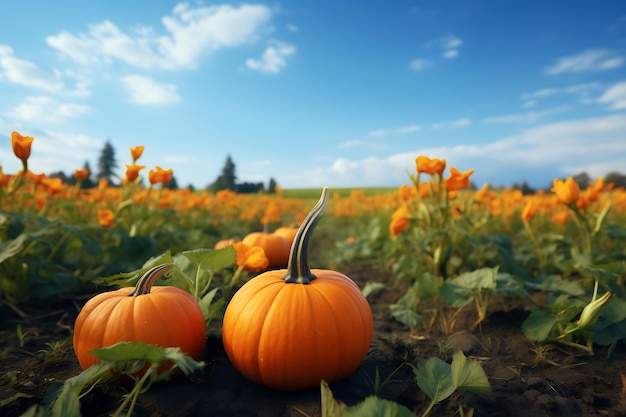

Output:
xmin=272 ymin=225 xmax=299 ymax=247
xmin=73 ymin=264 xmax=206 ymax=373
xmin=241 ymin=231 xmax=290 ymax=269
xmin=222 ymin=188 xmax=374 ymax=391
xmin=214 ymin=238 xmax=238 ymax=249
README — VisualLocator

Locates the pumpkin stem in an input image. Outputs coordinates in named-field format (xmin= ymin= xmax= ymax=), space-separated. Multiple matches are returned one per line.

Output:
xmin=129 ymin=264 xmax=173 ymax=296
xmin=283 ymin=187 xmax=329 ymax=284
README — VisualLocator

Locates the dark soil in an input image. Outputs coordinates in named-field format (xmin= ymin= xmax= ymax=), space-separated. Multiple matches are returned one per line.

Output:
xmin=2 ymin=263 xmax=626 ymax=417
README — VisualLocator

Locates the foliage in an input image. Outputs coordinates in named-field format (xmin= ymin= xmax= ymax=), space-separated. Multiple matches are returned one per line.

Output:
xmin=96 ymin=140 xmax=118 ymax=185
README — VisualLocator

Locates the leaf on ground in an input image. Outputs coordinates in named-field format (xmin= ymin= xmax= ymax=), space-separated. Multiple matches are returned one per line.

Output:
xmin=521 ymin=309 xmax=558 ymax=342
xmin=450 ymin=351 xmax=492 ymax=395
xmin=413 ymin=357 xmax=455 ymax=403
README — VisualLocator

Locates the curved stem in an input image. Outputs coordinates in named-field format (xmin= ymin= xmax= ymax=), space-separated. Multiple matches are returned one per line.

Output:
xmin=129 ymin=264 xmax=173 ymax=296
xmin=283 ymin=187 xmax=329 ymax=284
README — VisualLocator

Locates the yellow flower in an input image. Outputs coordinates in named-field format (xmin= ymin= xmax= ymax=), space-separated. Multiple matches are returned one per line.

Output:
xmin=551 ymin=177 xmax=580 ymax=205
xmin=148 ymin=166 xmax=173 ymax=185
xmin=130 ymin=145 xmax=144 ymax=162
xmin=444 ymin=167 xmax=474 ymax=192
xmin=97 ymin=209 xmax=115 ymax=228
xmin=11 ymin=131 xmax=34 ymax=162
xmin=415 ymin=156 xmax=446 ymax=176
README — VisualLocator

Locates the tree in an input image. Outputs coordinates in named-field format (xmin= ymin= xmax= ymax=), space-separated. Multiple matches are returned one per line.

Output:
xmin=267 ymin=177 xmax=278 ymax=194
xmin=97 ymin=140 xmax=118 ymax=185
xmin=209 ymin=155 xmax=237 ymax=192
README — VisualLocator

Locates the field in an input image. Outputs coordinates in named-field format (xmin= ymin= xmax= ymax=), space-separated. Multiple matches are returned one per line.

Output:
xmin=2 ymin=137 xmax=626 ymax=417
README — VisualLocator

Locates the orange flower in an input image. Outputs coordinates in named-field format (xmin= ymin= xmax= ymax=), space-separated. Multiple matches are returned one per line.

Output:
xmin=233 ymin=242 xmax=269 ymax=272
xmin=444 ymin=167 xmax=474 ymax=192
xmin=551 ymin=177 xmax=580 ymax=205
xmin=148 ymin=166 xmax=173 ymax=185
xmin=125 ymin=164 xmax=146 ymax=182
xmin=389 ymin=203 xmax=411 ymax=237
xmin=398 ymin=184 xmax=412 ymax=202
xmin=97 ymin=209 xmax=115 ymax=228
xmin=551 ymin=210 xmax=568 ymax=225
xmin=521 ymin=198 xmax=538 ymax=222
xmin=415 ymin=156 xmax=446 ymax=176
xmin=130 ymin=145 xmax=144 ymax=162
xmin=74 ymin=168 xmax=90 ymax=181
xmin=11 ymin=131 xmax=34 ymax=162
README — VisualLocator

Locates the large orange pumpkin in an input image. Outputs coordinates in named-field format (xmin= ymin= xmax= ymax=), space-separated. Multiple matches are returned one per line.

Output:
xmin=222 ymin=188 xmax=374 ymax=391
xmin=73 ymin=264 xmax=206 ymax=372
xmin=241 ymin=231 xmax=290 ymax=269
xmin=273 ymin=225 xmax=299 ymax=247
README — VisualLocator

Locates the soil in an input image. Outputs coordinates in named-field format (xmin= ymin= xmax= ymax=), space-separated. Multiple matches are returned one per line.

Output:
xmin=2 ymin=262 xmax=626 ymax=417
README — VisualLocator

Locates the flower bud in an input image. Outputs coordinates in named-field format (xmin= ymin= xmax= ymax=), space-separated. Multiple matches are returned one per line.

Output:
xmin=577 ymin=291 xmax=612 ymax=330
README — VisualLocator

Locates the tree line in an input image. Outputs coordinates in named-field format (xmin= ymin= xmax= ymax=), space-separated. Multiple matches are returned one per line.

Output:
xmin=47 ymin=141 xmax=279 ymax=193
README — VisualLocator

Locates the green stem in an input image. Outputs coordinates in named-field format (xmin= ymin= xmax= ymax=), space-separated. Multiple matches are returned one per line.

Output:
xmin=129 ymin=264 xmax=173 ymax=296
xmin=282 ymin=187 xmax=329 ymax=284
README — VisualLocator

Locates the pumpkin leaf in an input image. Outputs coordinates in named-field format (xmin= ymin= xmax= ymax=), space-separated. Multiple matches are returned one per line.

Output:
xmin=414 ymin=356 xmax=455 ymax=403
xmin=90 ymin=341 xmax=205 ymax=375
xmin=521 ymin=309 xmax=558 ymax=342
xmin=362 ymin=282 xmax=386 ymax=299
xmin=450 ymin=351 xmax=492 ymax=395
xmin=321 ymin=381 xmax=416 ymax=417
xmin=321 ymin=380 xmax=347 ymax=417
xmin=180 ymin=246 xmax=236 ymax=272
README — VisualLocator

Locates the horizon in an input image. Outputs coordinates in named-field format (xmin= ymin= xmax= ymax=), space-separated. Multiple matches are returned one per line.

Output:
xmin=1 ymin=1 xmax=625 ymax=190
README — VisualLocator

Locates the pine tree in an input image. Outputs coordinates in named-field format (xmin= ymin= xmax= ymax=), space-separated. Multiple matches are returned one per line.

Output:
xmin=209 ymin=155 xmax=237 ymax=192
xmin=268 ymin=177 xmax=278 ymax=194
xmin=97 ymin=140 xmax=118 ymax=185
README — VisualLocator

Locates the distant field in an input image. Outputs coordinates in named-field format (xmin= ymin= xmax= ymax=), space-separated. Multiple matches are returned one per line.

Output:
xmin=282 ymin=187 xmax=396 ymax=199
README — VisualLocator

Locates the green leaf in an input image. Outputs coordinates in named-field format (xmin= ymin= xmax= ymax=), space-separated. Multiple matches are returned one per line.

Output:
xmin=344 ymin=396 xmax=416 ymax=417
xmin=51 ymin=361 xmax=115 ymax=417
xmin=321 ymin=380 xmax=347 ymax=417
xmin=593 ymin=202 xmax=611 ymax=235
xmin=412 ymin=272 xmax=442 ymax=300
xmin=90 ymin=341 xmax=204 ymax=375
xmin=414 ymin=357 xmax=455 ymax=403
xmin=362 ymin=282 xmax=386 ymax=299
xmin=521 ymin=309 xmax=558 ymax=342
xmin=389 ymin=289 xmax=423 ymax=329
xmin=450 ymin=351 xmax=492 ymax=395
xmin=180 ymin=246 xmax=236 ymax=272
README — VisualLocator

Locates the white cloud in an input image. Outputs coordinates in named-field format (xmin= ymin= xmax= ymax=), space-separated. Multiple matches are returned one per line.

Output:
xmin=337 ymin=140 xmax=389 ymax=150
xmin=121 ymin=75 xmax=180 ymax=105
xmin=245 ymin=40 xmax=296 ymax=74
xmin=598 ymin=81 xmax=626 ymax=109
xmin=0 ymin=45 xmax=65 ymax=93
xmin=46 ymin=3 xmax=274 ymax=70
xmin=427 ymin=35 xmax=463 ymax=59
xmin=442 ymin=49 xmax=458 ymax=59
xmin=9 ymin=96 xmax=90 ymax=125
xmin=409 ymin=59 xmax=432 ymax=71
xmin=483 ymin=106 xmax=569 ymax=124
xmin=368 ymin=124 xmax=420 ymax=137
xmin=278 ymin=114 xmax=626 ymax=188
xmin=286 ymin=24 xmax=299 ymax=32
xmin=545 ymin=49 xmax=624 ymax=75
xmin=431 ymin=118 xmax=471 ymax=130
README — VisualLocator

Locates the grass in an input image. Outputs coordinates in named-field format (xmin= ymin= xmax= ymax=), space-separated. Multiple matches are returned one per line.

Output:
xmin=282 ymin=187 xmax=396 ymax=199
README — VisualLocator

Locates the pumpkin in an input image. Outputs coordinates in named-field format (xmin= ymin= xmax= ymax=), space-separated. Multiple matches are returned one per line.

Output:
xmin=214 ymin=238 xmax=238 ymax=249
xmin=73 ymin=264 xmax=206 ymax=373
xmin=222 ymin=188 xmax=374 ymax=391
xmin=241 ymin=231 xmax=290 ymax=269
xmin=273 ymin=225 xmax=299 ymax=246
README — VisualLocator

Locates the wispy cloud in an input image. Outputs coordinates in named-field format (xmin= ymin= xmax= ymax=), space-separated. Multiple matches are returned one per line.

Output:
xmin=545 ymin=49 xmax=624 ymax=75
xmin=0 ymin=45 xmax=65 ymax=93
xmin=431 ymin=118 xmax=471 ymax=130
xmin=282 ymin=114 xmax=626 ymax=188
xmin=121 ymin=75 xmax=180 ymax=105
xmin=337 ymin=140 xmax=389 ymax=150
xmin=9 ymin=96 xmax=90 ymax=125
xmin=409 ymin=59 xmax=432 ymax=71
xmin=368 ymin=124 xmax=420 ymax=137
xmin=245 ymin=40 xmax=296 ymax=74
xmin=521 ymin=83 xmax=601 ymax=108
xmin=427 ymin=35 xmax=463 ymax=59
xmin=483 ymin=106 xmax=569 ymax=124
xmin=598 ymin=81 xmax=626 ymax=110
xmin=46 ymin=3 xmax=274 ymax=71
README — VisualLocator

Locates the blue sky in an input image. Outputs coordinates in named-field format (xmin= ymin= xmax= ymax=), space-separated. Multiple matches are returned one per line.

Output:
xmin=1 ymin=1 xmax=625 ymax=190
